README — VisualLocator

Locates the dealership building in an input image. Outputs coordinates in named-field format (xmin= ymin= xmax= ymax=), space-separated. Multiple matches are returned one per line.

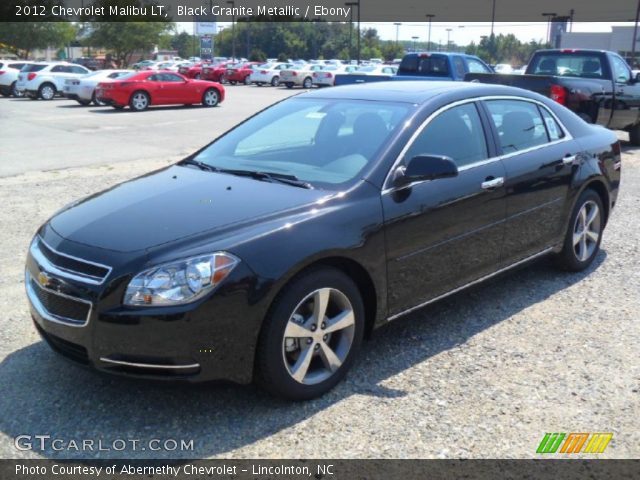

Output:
xmin=559 ymin=26 xmax=639 ymax=66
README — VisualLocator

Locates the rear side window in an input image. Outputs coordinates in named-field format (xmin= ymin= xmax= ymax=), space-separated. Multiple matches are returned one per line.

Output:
xmin=529 ymin=54 xmax=605 ymax=78
xmin=485 ymin=100 xmax=550 ymax=153
xmin=70 ymin=66 xmax=88 ymax=74
xmin=405 ymin=103 xmax=488 ymax=167
xmin=398 ymin=55 xmax=450 ymax=77
xmin=21 ymin=64 xmax=46 ymax=73
xmin=9 ymin=63 xmax=25 ymax=69
xmin=51 ymin=65 xmax=69 ymax=73
xmin=538 ymin=106 xmax=565 ymax=141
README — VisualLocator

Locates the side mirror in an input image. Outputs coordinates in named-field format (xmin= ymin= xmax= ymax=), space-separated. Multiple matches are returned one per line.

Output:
xmin=393 ymin=155 xmax=458 ymax=188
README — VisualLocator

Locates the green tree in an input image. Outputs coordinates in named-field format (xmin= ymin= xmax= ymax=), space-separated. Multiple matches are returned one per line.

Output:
xmin=87 ymin=22 xmax=173 ymax=66
xmin=0 ymin=22 xmax=76 ymax=59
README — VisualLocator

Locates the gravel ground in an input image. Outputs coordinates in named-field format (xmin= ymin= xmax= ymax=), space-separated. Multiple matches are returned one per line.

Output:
xmin=0 ymin=140 xmax=638 ymax=459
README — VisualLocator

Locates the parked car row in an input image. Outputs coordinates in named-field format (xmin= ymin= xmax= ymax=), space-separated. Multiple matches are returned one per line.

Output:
xmin=4 ymin=60 xmax=226 ymax=112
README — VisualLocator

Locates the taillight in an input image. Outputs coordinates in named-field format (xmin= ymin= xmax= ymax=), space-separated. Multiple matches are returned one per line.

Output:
xmin=550 ymin=85 xmax=566 ymax=105
xmin=27 ymin=73 xmax=37 ymax=81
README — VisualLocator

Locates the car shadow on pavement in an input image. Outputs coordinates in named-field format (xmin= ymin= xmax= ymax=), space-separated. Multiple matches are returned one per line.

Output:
xmin=0 ymin=251 xmax=606 ymax=459
xmin=87 ymin=105 xmax=209 ymax=114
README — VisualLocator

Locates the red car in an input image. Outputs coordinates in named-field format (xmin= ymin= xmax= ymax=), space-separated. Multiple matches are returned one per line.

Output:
xmin=223 ymin=62 xmax=262 ymax=85
xmin=95 ymin=71 xmax=225 ymax=111
xmin=201 ymin=61 xmax=234 ymax=83
xmin=178 ymin=62 xmax=212 ymax=79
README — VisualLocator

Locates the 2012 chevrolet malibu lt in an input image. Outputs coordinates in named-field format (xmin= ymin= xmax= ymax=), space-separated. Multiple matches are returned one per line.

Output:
xmin=26 ymin=82 xmax=621 ymax=400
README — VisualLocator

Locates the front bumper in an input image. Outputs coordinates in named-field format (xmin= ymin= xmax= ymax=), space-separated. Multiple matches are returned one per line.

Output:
xmin=26 ymin=231 xmax=265 ymax=384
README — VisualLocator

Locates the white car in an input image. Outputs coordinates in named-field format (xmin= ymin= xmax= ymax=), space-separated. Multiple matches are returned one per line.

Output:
xmin=280 ymin=64 xmax=325 ymax=89
xmin=312 ymin=65 xmax=359 ymax=87
xmin=494 ymin=63 xmax=513 ymax=74
xmin=62 ymin=69 xmax=132 ymax=106
xmin=16 ymin=62 xmax=91 ymax=100
xmin=249 ymin=63 xmax=295 ymax=86
xmin=350 ymin=65 xmax=397 ymax=76
xmin=0 ymin=60 xmax=32 ymax=97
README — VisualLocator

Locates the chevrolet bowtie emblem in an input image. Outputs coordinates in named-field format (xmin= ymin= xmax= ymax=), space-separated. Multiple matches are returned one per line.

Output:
xmin=37 ymin=272 xmax=51 ymax=288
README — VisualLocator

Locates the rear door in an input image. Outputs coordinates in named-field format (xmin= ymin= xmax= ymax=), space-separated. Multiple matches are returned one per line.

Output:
xmin=482 ymin=98 xmax=578 ymax=264
xmin=382 ymin=101 xmax=507 ymax=316
xmin=608 ymin=53 xmax=640 ymax=130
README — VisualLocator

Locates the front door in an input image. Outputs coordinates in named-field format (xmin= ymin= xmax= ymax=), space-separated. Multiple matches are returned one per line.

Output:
xmin=382 ymin=101 xmax=507 ymax=317
xmin=608 ymin=53 xmax=640 ymax=130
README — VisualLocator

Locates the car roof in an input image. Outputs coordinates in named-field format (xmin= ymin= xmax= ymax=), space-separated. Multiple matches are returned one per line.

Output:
xmin=298 ymin=81 xmax=545 ymax=104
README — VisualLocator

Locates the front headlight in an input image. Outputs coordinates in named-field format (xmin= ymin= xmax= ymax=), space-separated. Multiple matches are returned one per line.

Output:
xmin=123 ymin=252 xmax=239 ymax=306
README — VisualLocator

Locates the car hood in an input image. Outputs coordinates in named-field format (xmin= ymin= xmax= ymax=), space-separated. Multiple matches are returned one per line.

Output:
xmin=49 ymin=165 xmax=329 ymax=253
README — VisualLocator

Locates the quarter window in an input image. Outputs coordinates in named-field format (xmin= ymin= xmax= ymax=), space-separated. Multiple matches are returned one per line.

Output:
xmin=538 ymin=106 xmax=565 ymax=141
xmin=405 ymin=103 xmax=488 ymax=168
xmin=485 ymin=100 xmax=550 ymax=153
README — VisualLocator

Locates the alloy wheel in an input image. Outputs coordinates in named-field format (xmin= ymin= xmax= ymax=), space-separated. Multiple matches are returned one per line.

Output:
xmin=573 ymin=200 xmax=601 ymax=262
xmin=203 ymin=89 xmax=218 ymax=106
xmin=132 ymin=92 xmax=148 ymax=111
xmin=282 ymin=288 xmax=355 ymax=385
xmin=40 ymin=85 xmax=55 ymax=100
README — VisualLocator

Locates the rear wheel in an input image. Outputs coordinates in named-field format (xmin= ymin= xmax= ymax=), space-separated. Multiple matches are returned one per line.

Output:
xmin=554 ymin=189 xmax=604 ymax=272
xmin=38 ymin=83 xmax=56 ymax=100
xmin=285 ymin=82 xmax=294 ymax=89
xmin=202 ymin=88 xmax=219 ymax=107
xmin=11 ymin=81 xmax=24 ymax=97
xmin=271 ymin=76 xmax=280 ymax=87
xmin=629 ymin=123 xmax=640 ymax=146
xmin=92 ymin=91 xmax=106 ymax=106
xmin=255 ymin=267 xmax=364 ymax=400
xmin=302 ymin=77 xmax=312 ymax=89
xmin=129 ymin=91 xmax=149 ymax=111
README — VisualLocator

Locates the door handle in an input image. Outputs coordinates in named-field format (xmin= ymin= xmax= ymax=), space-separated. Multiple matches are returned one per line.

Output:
xmin=563 ymin=154 xmax=577 ymax=165
xmin=481 ymin=177 xmax=504 ymax=189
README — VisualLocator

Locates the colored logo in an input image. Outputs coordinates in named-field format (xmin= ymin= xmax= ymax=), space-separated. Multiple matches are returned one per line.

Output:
xmin=537 ymin=433 xmax=613 ymax=454
xmin=37 ymin=271 xmax=52 ymax=288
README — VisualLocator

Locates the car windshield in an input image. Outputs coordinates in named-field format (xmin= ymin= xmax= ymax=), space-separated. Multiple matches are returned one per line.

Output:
xmin=529 ymin=53 xmax=605 ymax=78
xmin=191 ymin=98 xmax=412 ymax=189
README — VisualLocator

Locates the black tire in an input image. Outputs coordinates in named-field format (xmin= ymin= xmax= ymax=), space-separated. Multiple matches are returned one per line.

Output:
xmin=129 ymin=90 xmax=149 ymax=111
xmin=0 ymin=90 xmax=9 ymax=97
xmin=554 ymin=189 xmax=604 ymax=272
xmin=256 ymin=82 xmax=263 ymax=87
xmin=201 ymin=88 xmax=219 ymax=107
xmin=285 ymin=82 xmax=294 ymax=89
xmin=255 ymin=267 xmax=365 ymax=400
xmin=302 ymin=77 xmax=312 ymax=89
xmin=271 ymin=76 xmax=280 ymax=87
xmin=11 ymin=81 xmax=24 ymax=97
xmin=92 ymin=91 xmax=106 ymax=106
xmin=77 ymin=99 xmax=91 ymax=106
xmin=38 ymin=82 xmax=56 ymax=100
xmin=629 ymin=123 xmax=640 ymax=146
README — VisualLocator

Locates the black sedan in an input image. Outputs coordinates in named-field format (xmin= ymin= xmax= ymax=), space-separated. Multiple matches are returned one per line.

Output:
xmin=26 ymin=82 xmax=621 ymax=400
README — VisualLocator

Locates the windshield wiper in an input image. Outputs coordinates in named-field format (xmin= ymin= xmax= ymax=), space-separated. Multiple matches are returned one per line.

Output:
xmin=220 ymin=169 xmax=313 ymax=189
xmin=179 ymin=158 xmax=220 ymax=172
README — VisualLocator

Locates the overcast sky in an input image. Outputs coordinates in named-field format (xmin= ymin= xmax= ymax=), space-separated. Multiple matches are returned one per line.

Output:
xmin=178 ymin=21 xmax=632 ymax=45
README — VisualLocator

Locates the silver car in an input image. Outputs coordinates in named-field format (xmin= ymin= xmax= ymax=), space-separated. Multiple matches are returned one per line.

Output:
xmin=62 ymin=69 xmax=132 ymax=106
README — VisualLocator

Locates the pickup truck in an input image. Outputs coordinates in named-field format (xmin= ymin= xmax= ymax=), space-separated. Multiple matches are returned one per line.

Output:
xmin=334 ymin=52 xmax=492 ymax=86
xmin=466 ymin=49 xmax=640 ymax=145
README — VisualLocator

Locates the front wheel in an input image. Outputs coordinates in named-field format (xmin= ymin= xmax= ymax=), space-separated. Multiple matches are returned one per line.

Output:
xmin=129 ymin=91 xmax=149 ymax=111
xmin=92 ymin=91 xmax=106 ymax=106
xmin=554 ymin=189 xmax=604 ymax=272
xmin=302 ymin=77 xmax=312 ymax=89
xmin=255 ymin=267 xmax=364 ymax=400
xmin=202 ymin=88 xmax=219 ymax=107
xmin=271 ymin=76 xmax=280 ymax=87
xmin=38 ymin=83 xmax=56 ymax=100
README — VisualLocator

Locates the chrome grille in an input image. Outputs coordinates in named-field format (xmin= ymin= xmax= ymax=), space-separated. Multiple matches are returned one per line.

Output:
xmin=26 ymin=272 xmax=92 ymax=327
xmin=31 ymin=237 xmax=111 ymax=285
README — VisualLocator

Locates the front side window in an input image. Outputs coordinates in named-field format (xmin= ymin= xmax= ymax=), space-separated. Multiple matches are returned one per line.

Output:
xmin=162 ymin=73 xmax=184 ymax=82
xmin=466 ymin=58 xmax=491 ymax=73
xmin=404 ymin=103 xmax=488 ymax=168
xmin=485 ymin=100 xmax=550 ymax=153
xmin=193 ymin=98 xmax=411 ymax=188
xmin=611 ymin=55 xmax=631 ymax=83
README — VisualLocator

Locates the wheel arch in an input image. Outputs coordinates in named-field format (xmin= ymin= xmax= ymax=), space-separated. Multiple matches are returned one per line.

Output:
xmin=129 ymin=89 xmax=151 ymax=105
xmin=579 ymin=178 xmax=610 ymax=226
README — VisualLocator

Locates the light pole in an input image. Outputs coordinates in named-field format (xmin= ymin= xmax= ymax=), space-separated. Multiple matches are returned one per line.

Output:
xmin=632 ymin=0 xmax=640 ymax=68
xmin=394 ymin=22 xmax=402 ymax=44
xmin=490 ymin=0 xmax=496 ymax=37
xmin=542 ymin=12 xmax=556 ymax=45
xmin=446 ymin=28 xmax=452 ymax=51
xmin=226 ymin=0 xmax=236 ymax=60
xmin=345 ymin=2 xmax=357 ymax=62
xmin=425 ymin=14 xmax=435 ymax=50
xmin=411 ymin=36 xmax=419 ymax=52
